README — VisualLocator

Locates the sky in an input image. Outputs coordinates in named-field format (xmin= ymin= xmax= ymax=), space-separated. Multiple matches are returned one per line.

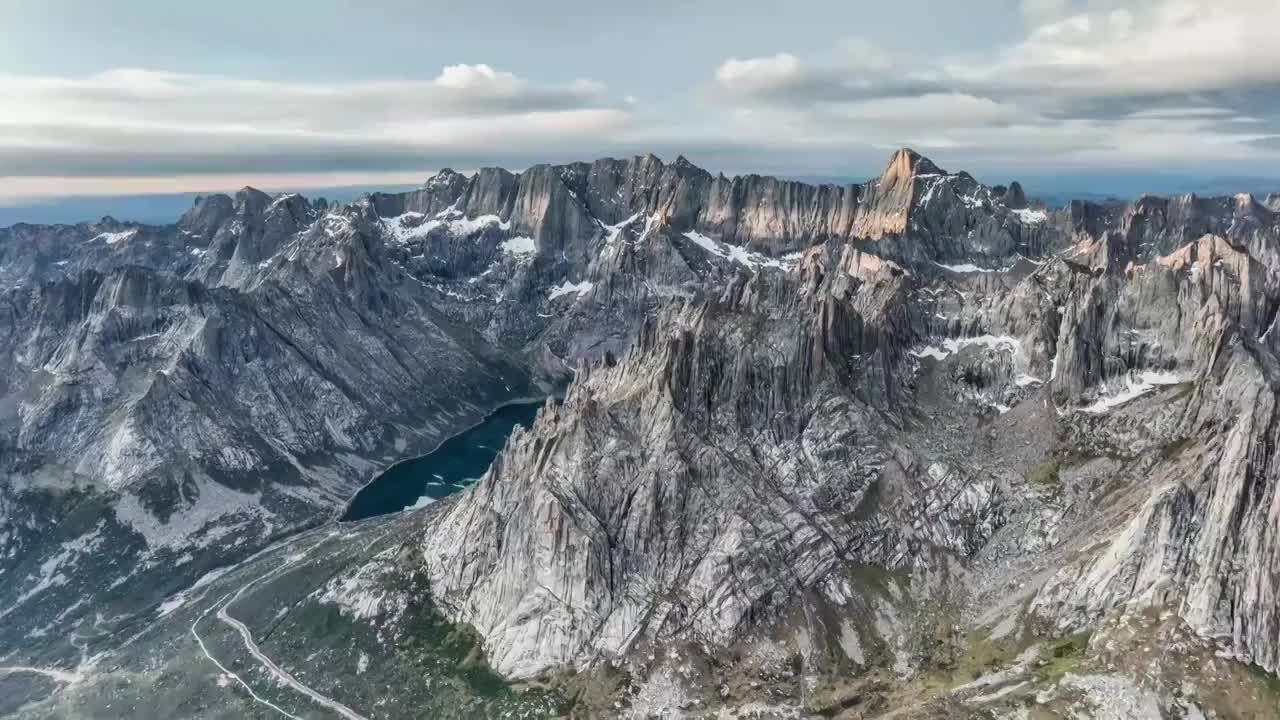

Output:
xmin=2 ymin=0 xmax=1280 ymax=207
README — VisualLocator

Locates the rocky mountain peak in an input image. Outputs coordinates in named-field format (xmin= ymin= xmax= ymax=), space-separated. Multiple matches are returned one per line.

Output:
xmin=881 ymin=147 xmax=944 ymax=183
xmin=633 ymin=152 xmax=665 ymax=174
xmin=1233 ymin=191 xmax=1259 ymax=209
xmin=233 ymin=185 xmax=272 ymax=215
xmin=1002 ymin=180 xmax=1029 ymax=209
xmin=264 ymin=192 xmax=312 ymax=223
xmin=179 ymin=193 xmax=235 ymax=235
xmin=670 ymin=154 xmax=706 ymax=174
xmin=426 ymin=167 xmax=473 ymax=196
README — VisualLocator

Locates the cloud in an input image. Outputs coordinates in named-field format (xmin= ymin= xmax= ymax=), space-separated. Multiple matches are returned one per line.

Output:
xmin=706 ymin=0 xmax=1280 ymax=170
xmin=0 ymin=170 xmax=443 ymax=204
xmin=949 ymin=0 xmax=1280 ymax=99
xmin=825 ymin=93 xmax=1029 ymax=128
xmin=0 ymin=65 xmax=628 ymax=177
xmin=1246 ymin=134 xmax=1280 ymax=148
xmin=1126 ymin=107 xmax=1235 ymax=119
xmin=716 ymin=1 xmax=1280 ymax=110
xmin=713 ymin=43 xmax=944 ymax=105
xmin=716 ymin=53 xmax=805 ymax=92
xmin=5 ymin=1 xmax=1280 ymax=196
xmin=433 ymin=63 xmax=520 ymax=91
xmin=1019 ymin=0 xmax=1072 ymax=24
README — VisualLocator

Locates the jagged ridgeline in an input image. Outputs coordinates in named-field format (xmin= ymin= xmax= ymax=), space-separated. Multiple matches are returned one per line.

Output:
xmin=1 ymin=149 xmax=1279 ymax=718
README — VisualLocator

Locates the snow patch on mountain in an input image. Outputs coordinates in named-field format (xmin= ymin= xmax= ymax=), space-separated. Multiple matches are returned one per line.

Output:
xmin=322 ymin=214 xmax=353 ymax=237
xmin=446 ymin=214 xmax=511 ymax=236
xmin=548 ymin=280 xmax=593 ymax=300
xmin=381 ymin=211 xmax=512 ymax=243
xmin=934 ymin=261 xmax=1011 ymax=274
xmin=1079 ymin=371 xmax=1182 ymax=414
xmin=379 ymin=212 xmax=427 ymax=242
xmin=600 ymin=213 xmax=642 ymax=245
xmin=1013 ymin=207 xmax=1048 ymax=224
xmin=682 ymin=231 xmax=798 ymax=271
xmin=92 ymin=229 xmax=138 ymax=245
xmin=499 ymin=236 xmax=537 ymax=257
xmin=909 ymin=335 xmax=1023 ymax=362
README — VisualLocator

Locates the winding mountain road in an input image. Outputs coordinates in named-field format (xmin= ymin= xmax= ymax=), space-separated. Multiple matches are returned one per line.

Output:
xmin=189 ymin=523 xmax=405 ymax=719
xmin=190 ymin=530 xmax=370 ymax=720
xmin=215 ymin=596 xmax=368 ymax=720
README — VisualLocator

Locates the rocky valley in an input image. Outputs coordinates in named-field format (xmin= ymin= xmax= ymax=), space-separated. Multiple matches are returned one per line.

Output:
xmin=2 ymin=148 xmax=1279 ymax=718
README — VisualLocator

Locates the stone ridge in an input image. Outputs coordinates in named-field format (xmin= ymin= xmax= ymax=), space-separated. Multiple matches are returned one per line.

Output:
xmin=176 ymin=147 xmax=1048 ymax=269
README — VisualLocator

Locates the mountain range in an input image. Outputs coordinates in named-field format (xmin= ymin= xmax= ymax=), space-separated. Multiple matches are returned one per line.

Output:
xmin=2 ymin=148 xmax=1279 ymax=718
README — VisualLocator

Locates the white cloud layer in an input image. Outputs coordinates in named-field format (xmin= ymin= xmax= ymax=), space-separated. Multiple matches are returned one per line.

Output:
xmin=711 ymin=0 xmax=1280 ymax=169
xmin=949 ymin=0 xmax=1280 ymax=97
xmin=0 ymin=65 xmax=628 ymax=177
xmin=2 ymin=0 xmax=1280 ymax=193
xmin=716 ymin=53 xmax=805 ymax=93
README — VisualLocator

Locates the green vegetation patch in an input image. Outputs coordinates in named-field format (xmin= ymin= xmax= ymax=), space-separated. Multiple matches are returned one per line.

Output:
xmin=1160 ymin=436 xmax=1196 ymax=461
xmin=953 ymin=628 xmax=1028 ymax=683
xmin=398 ymin=603 xmax=514 ymax=698
xmin=1033 ymin=632 xmax=1091 ymax=683
xmin=1027 ymin=459 xmax=1062 ymax=489
xmin=1246 ymin=662 xmax=1280 ymax=704
xmin=1170 ymin=381 xmax=1197 ymax=401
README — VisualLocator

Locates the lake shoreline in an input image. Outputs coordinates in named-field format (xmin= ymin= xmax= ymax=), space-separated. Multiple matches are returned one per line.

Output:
xmin=335 ymin=395 xmax=550 ymax=523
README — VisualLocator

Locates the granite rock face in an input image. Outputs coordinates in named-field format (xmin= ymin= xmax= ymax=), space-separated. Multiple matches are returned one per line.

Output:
xmin=424 ymin=261 xmax=941 ymax=679
xmin=1026 ymin=233 xmax=1280 ymax=674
